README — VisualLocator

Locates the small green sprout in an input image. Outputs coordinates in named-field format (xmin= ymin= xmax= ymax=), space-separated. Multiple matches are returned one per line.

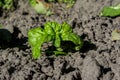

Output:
xmin=28 ymin=22 xmax=83 ymax=59
xmin=100 ymin=4 xmax=120 ymax=17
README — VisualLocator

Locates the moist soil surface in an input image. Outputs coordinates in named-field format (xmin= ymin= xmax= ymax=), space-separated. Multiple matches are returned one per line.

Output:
xmin=0 ymin=0 xmax=120 ymax=80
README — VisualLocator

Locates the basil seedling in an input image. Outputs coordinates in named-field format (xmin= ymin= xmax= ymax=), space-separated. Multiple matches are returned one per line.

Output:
xmin=28 ymin=22 xmax=83 ymax=59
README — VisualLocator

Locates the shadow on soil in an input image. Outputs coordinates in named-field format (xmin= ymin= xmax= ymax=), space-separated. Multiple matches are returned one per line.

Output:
xmin=45 ymin=33 xmax=97 ymax=57
xmin=45 ymin=41 xmax=80 ymax=56
xmin=80 ymin=41 xmax=97 ymax=53
xmin=0 ymin=27 xmax=28 ymax=50
xmin=80 ymin=33 xmax=97 ymax=53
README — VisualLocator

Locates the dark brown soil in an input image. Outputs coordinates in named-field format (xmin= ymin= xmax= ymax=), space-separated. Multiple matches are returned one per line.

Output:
xmin=0 ymin=0 xmax=120 ymax=80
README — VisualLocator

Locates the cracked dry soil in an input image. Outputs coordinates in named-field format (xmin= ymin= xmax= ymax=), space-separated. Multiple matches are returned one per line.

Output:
xmin=0 ymin=0 xmax=120 ymax=80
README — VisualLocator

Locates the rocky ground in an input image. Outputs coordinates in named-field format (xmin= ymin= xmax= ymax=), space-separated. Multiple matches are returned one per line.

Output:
xmin=0 ymin=0 xmax=120 ymax=80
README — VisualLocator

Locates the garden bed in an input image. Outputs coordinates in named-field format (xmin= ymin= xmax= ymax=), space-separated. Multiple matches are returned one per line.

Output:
xmin=0 ymin=0 xmax=120 ymax=80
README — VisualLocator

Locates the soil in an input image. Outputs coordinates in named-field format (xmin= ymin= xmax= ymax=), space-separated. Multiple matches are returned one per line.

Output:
xmin=0 ymin=0 xmax=120 ymax=80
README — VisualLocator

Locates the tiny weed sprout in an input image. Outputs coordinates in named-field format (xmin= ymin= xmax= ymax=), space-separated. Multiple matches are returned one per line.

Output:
xmin=0 ymin=0 xmax=14 ymax=10
xmin=29 ymin=0 xmax=52 ymax=15
xmin=100 ymin=4 xmax=120 ymax=17
xmin=28 ymin=22 xmax=83 ymax=59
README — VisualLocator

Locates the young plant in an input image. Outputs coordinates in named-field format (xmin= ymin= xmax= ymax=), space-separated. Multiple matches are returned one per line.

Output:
xmin=28 ymin=22 xmax=83 ymax=59
xmin=100 ymin=4 xmax=120 ymax=17
xmin=29 ymin=0 xmax=52 ymax=15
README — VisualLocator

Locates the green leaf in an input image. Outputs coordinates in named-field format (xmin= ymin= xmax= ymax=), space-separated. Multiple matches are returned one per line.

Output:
xmin=54 ymin=33 xmax=61 ymax=48
xmin=31 ymin=45 xmax=41 ymax=59
xmin=61 ymin=22 xmax=72 ymax=33
xmin=44 ymin=22 xmax=55 ymax=35
xmin=61 ymin=32 xmax=83 ymax=50
xmin=0 ymin=1 xmax=3 ymax=8
xmin=3 ymin=0 xmax=13 ymax=10
xmin=28 ymin=27 xmax=46 ymax=59
xmin=54 ymin=51 xmax=67 ymax=56
xmin=111 ymin=29 xmax=120 ymax=40
xmin=50 ymin=22 xmax=61 ymax=32
xmin=44 ymin=22 xmax=57 ymax=32
xmin=100 ymin=4 xmax=120 ymax=17
xmin=61 ymin=32 xmax=79 ymax=44
xmin=0 ymin=0 xmax=14 ymax=10
xmin=0 ymin=24 xmax=2 ymax=29
xmin=29 ymin=0 xmax=36 ymax=7
xmin=68 ymin=33 xmax=81 ymax=45
xmin=28 ymin=27 xmax=44 ymax=46
xmin=61 ymin=32 xmax=69 ymax=40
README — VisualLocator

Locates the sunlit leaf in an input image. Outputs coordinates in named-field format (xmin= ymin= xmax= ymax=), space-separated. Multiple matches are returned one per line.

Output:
xmin=100 ymin=4 xmax=120 ymax=17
